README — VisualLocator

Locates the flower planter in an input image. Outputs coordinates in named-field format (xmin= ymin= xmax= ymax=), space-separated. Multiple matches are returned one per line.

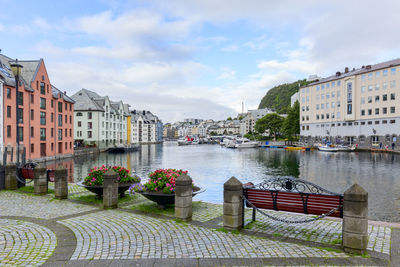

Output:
xmin=138 ymin=186 xmax=205 ymax=209
xmin=77 ymin=181 xmax=134 ymax=198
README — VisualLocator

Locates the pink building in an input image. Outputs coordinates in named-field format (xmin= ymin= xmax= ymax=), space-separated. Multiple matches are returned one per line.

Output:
xmin=0 ymin=53 xmax=74 ymax=161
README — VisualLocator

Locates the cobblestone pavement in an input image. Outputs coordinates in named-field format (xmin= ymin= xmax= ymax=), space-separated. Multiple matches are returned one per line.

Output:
xmin=0 ymin=219 xmax=57 ymax=266
xmin=240 ymin=209 xmax=392 ymax=255
xmin=58 ymin=210 xmax=349 ymax=260
xmin=48 ymin=182 xmax=89 ymax=194
xmin=0 ymin=190 xmax=394 ymax=266
xmin=0 ymin=191 xmax=96 ymax=219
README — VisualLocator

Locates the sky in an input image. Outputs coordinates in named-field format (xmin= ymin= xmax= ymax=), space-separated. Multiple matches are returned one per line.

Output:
xmin=1 ymin=0 xmax=400 ymax=123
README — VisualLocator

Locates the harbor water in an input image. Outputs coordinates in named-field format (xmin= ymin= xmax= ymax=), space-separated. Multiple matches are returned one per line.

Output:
xmin=47 ymin=142 xmax=400 ymax=222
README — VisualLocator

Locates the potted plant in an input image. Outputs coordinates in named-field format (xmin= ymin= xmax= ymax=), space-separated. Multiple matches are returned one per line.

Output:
xmin=78 ymin=165 xmax=140 ymax=198
xmin=130 ymin=168 xmax=204 ymax=208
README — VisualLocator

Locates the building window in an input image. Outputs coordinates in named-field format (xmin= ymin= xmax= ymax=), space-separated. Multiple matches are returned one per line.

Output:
xmin=40 ymin=128 xmax=46 ymax=141
xmin=88 ymin=112 xmax=92 ymax=119
xmin=376 ymin=71 xmax=380 ymax=78
xmin=65 ymin=115 xmax=67 ymax=123
xmin=375 ymin=108 xmax=379 ymax=115
xmin=40 ymin=112 xmax=46 ymax=125
xmin=383 ymin=120 xmax=387 ymax=124
xmin=347 ymin=104 xmax=352 ymax=115
xmin=383 ymin=94 xmax=387 ymax=101
xmin=390 ymin=120 xmax=396 ymax=124
xmin=69 ymin=116 xmax=72 ymax=124
xmin=383 ymin=82 xmax=387 ymax=89
xmin=58 ymin=129 xmax=62 ymax=140
xmin=390 ymin=80 xmax=396 ymax=88
xmin=51 ymin=143 xmax=54 ymax=151
xmin=368 ymin=121 xmax=372 ymax=125
xmin=65 ymin=128 xmax=67 ymax=137
xmin=316 ymin=115 xmax=320 ymax=120
xmin=368 ymin=96 xmax=372 ymax=103
xmin=391 ymin=68 xmax=396 ymax=75
xmin=51 ymin=113 xmax=54 ymax=123
xmin=31 ymin=144 xmax=34 ymax=153
xmin=40 ymin=82 xmax=45 ymax=94
xmin=7 ymin=88 xmax=11 ymax=98
xmin=7 ymin=106 xmax=11 ymax=118
xmin=58 ymin=114 xmax=62 ymax=126
xmin=375 ymin=121 xmax=380 ymax=125
xmin=40 ymin=98 xmax=46 ymax=109
xmin=18 ymin=127 xmax=23 ymax=142
xmin=383 ymin=69 xmax=388 ymax=76
xmin=65 ymin=103 xmax=67 ymax=110
xmin=368 ymin=109 xmax=372 ymax=115
xmin=368 ymin=73 xmax=373 ymax=80
xmin=70 ymin=129 xmax=72 ymax=137
xmin=88 ymin=122 xmax=92 ymax=129
xmin=17 ymin=108 xmax=23 ymax=123
xmin=391 ymin=93 xmax=396 ymax=100
xmin=7 ymin=126 xmax=11 ymax=137
xmin=76 ymin=112 xmax=82 ymax=116
xmin=368 ymin=85 xmax=372 ymax=91
xmin=383 ymin=107 xmax=387 ymax=114
xmin=88 ymin=131 xmax=92 ymax=138
xmin=361 ymin=97 xmax=365 ymax=104
xmin=58 ymin=102 xmax=62 ymax=113
xmin=78 ymin=121 xmax=81 ymax=127
xmin=375 ymin=84 xmax=380 ymax=91
xmin=18 ymin=91 xmax=23 ymax=105
xmin=361 ymin=122 xmax=365 ymax=125
xmin=30 ymin=127 xmax=34 ymax=137
xmin=391 ymin=107 xmax=396 ymax=113
xmin=361 ymin=110 xmax=365 ymax=116
xmin=375 ymin=95 xmax=380 ymax=102
xmin=51 ymin=99 xmax=54 ymax=108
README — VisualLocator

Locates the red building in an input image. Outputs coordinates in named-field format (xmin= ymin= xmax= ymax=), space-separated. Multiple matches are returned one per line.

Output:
xmin=0 ymin=53 xmax=74 ymax=161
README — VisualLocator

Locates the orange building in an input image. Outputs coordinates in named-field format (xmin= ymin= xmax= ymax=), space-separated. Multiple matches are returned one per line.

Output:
xmin=0 ymin=54 xmax=74 ymax=161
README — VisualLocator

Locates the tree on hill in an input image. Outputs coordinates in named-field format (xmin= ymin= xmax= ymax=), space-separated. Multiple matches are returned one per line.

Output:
xmin=255 ymin=113 xmax=284 ymax=139
xmin=258 ymin=79 xmax=311 ymax=114
xmin=282 ymin=100 xmax=300 ymax=139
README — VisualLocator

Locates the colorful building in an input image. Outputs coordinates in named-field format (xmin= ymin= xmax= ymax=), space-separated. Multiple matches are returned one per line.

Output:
xmin=0 ymin=54 xmax=74 ymax=161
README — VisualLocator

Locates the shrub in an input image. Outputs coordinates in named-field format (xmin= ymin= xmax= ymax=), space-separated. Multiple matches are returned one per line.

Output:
xmin=83 ymin=165 xmax=140 ymax=186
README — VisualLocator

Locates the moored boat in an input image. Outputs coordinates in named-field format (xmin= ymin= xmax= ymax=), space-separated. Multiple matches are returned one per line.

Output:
xmin=235 ymin=138 xmax=259 ymax=148
xmin=318 ymin=145 xmax=339 ymax=152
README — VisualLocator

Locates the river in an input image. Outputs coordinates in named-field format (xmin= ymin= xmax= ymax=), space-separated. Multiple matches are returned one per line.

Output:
xmin=46 ymin=141 xmax=400 ymax=222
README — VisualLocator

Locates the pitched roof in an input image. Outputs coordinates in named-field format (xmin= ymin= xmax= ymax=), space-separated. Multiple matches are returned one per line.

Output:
xmin=18 ymin=60 xmax=41 ymax=84
xmin=71 ymin=88 xmax=104 ymax=111
xmin=51 ymin=85 xmax=75 ymax=104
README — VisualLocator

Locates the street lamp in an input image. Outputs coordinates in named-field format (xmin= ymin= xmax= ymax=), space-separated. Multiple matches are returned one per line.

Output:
xmin=10 ymin=59 xmax=23 ymax=166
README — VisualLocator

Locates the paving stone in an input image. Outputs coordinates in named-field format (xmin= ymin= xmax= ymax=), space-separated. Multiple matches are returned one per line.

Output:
xmin=0 ymin=219 xmax=57 ymax=266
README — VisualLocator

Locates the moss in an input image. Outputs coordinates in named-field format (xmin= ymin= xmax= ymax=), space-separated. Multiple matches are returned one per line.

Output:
xmin=330 ymin=238 xmax=342 ymax=246
xmin=273 ymin=233 xmax=282 ymax=237
xmin=316 ymin=246 xmax=343 ymax=254
xmin=215 ymin=228 xmax=229 ymax=233
xmin=73 ymin=193 xmax=137 ymax=205
xmin=130 ymin=202 xmax=175 ymax=216
xmin=18 ymin=186 xmax=55 ymax=194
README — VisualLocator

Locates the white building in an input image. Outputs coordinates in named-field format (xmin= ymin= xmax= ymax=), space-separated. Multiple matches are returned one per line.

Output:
xmin=0 ymin=78 xmax=3 ymax=153
xmin=131 ymin=110 xmax=163 ymax=144
xmin=71 ymin=89 xmax=128 ymax=149
xmin=291 ymin=92 xmax=299 ymax=107
xmin=239 ymin=108 xmax=274 ymax=135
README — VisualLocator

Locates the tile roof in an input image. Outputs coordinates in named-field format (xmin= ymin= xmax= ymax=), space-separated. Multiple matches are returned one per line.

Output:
xmin=51 ymin=85 xmax=75 ymax=104
xmin=71 ymin=88 xmax=105 ymax=111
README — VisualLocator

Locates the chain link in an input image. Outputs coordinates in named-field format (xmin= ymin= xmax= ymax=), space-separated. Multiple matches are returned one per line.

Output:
xmin=243 ymin=195 xmax=342 ymax=224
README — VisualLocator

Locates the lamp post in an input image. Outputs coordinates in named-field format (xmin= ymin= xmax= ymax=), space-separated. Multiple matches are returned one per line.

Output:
xmin=10 ymin=59 xmax=23 ymax=166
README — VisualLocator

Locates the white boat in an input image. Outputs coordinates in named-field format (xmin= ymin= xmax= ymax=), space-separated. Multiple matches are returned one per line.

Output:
xmin=177 ymin=139 xmax=191 ymax=146
xmin=225 ymin=140 xmax=237 ymax=148
xmin=336 ymin=145 xmax=357 ymax=151
xmin=318 ymin=145 xmax=339 ymax=152
xmin=235 ymin=138 xmax=259 ymax=148
xmin=220 ymin=136 xmax=236 ymax=147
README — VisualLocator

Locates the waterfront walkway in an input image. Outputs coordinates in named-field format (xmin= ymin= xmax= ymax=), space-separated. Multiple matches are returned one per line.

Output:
xmin=0 ymin=184 xmax=399 ymax=266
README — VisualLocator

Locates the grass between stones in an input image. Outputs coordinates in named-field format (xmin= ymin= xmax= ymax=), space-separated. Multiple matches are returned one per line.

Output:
xmin=129 ymin=201 xmax=207 ymax=216
xmin=18 ymin=186 xmax=55 ymax=194
xmin=71 ymin=193 xmax=139 ymax=205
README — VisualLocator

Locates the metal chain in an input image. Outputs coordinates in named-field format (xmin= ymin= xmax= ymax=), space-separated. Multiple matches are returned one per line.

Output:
xmin=243 ymin=195 xmax=342 ymax=224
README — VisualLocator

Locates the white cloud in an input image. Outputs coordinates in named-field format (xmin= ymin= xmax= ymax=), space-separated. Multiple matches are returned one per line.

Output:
xmin=0 ymin=23 xmax=4 ymax=31
xmin=221 ymin=44 xmax=239 ymax=52
xmin=217 ymin=67 xmax=236 ymax=80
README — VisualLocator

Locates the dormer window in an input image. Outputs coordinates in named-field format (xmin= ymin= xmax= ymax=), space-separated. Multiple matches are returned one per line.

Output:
xmin=42 ymin=75 xmax=45 ymax=81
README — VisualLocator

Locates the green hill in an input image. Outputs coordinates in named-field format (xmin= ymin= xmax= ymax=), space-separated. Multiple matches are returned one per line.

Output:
xmin=258 ymin=79 xmax=310 ymax=114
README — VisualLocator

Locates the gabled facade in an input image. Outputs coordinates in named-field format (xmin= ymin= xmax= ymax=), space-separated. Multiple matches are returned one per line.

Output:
xmin=0 ymin=78 xmax=3 ymax=153
xmin=71 ymin=89 xmax=128 ymax=149
xmin=131 ymin=110 xmax=163 ymax=144
xmin=0 ymin=54 xmax=74 ymax=161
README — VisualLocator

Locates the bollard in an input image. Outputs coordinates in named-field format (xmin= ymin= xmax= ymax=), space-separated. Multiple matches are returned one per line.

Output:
xmin=34 ymin=164 xmax=48 ymax=195
xmin=342 ymin=183 xmax=368 ymax=254
xmin=223 ymin=176 xmax=243 ymax=230
xmin=103 ymin=169 xmax=118 ymax=209
xmin=175 ymin=173 xmax=193 ymax=221
xmin=5 ymin=163 xmax=17 ymax=190
xmin=54 ymin=166 xmax=68 ymax=199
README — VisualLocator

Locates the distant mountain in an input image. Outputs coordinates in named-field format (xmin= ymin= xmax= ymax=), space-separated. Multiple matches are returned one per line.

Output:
xmin=258 ymin=79 xmax=310 ymax=114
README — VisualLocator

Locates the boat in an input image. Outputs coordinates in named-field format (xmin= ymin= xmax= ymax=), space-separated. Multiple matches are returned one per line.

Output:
xmin=220 ymin=136 xmax=236 ymax=147
xmin=284 ymin=146 xmax=311 ymax=151
xmin=177 ymin=136 xmax=193 ymax=146
xmin=107 ymin=144 xmax=140 ymax=153
xmin=336 ymin=145 xmax=357 ymax=152
xmin=225 ymin=140 xmax=237 ymax=148
xmin=318 ymin=145 xmax=339 ymax=152
xmin=234 ymin=138 xmax=259 ymax=148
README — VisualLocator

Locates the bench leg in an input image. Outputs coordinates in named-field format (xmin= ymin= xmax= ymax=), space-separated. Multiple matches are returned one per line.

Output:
xmin=252 ymin=208 xmax=256 ymax=221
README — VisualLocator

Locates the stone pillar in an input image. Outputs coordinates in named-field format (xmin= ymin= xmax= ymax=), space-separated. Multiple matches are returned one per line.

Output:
xmin=54 ymin=166 xmax=68 ymax=200
xmin=34 ymin=165 xmax=48 ymax=195
xmin=223 ymin=176 xmax=243 ymax=230
xmin=175 ymin=173 xmax=193 ymax=221
xmin=342 ymin=183 xmax=368 ymax=254
xmin=103 ymin=169 xmax=118 ymax=209
xmin=5 ymin=163 xmax=17 ymax=190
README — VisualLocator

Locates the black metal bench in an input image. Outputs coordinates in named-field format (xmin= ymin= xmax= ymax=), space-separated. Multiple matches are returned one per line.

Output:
xmin=242 ymin=178 xmax=343 ymax=223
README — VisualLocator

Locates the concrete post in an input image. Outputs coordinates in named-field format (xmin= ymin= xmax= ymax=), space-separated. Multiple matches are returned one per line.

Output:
xmin=342 ymin=183 xmax=368 ymax=254
xmin=34 ymin=165 xmax=48 ymax=195
xmin=54 ymin=166 xmax=68 ymax=200
xmin=103 ymin=169 xmax=118 ymax=209
xmin=223 ymin=176 xmax=243 ymax=230
xmin=175 ymin=173 xmax=193 ymax=221
xmin=5 ymin=163 xmax=17 ymax=190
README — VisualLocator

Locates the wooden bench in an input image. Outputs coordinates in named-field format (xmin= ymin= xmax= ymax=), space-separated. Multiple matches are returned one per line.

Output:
xmin=243 ymin=178 xmax=343 ymax=222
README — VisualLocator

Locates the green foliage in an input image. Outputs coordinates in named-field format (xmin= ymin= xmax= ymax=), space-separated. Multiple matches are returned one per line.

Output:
xmin=255 ymin=113 xmax=284 ymax=138
xmin=282 ymin=100 xmax=300 ymax=139
xmin=83 ymin=165 xmax=140 ymax=186
xmin=237 ymin=115 xmax=243 ymax=120
xmin=18 ymin=186 xmax=54 ymax=194
xmin=227 ymin=117 xmax=232 ymax=121
xmin=139 ymin=169 xmax=188 ymax=194
xmin=131 ymin=202 xmax=175 ymax=215
xmin=258 ymin=79 xmax=310 ymax=114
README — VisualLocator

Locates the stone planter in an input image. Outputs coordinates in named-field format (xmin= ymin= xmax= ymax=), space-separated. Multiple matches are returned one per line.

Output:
xmin=138 ymin=186 xmax=205 ymax=209
xmin=76 ymin=181 xmax=134 ymax=198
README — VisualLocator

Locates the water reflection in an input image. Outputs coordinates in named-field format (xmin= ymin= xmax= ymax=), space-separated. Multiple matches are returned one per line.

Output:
xmin=44 ymin=143 xmax=400 ymax=222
